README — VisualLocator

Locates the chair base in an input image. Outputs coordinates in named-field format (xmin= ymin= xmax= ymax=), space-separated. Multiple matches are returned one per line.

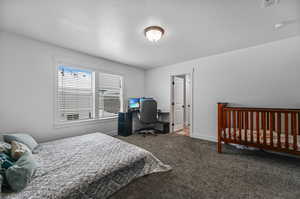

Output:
xmin=135 ymin=127 xmax=162 ymax=137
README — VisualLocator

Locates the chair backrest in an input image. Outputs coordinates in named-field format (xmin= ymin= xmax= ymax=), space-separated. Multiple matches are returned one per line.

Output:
xmin=138 ymin=98 xmax=158 ymax=123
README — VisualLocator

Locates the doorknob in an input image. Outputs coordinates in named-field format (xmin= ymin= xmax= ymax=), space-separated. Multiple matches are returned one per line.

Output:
xmin=182 ymin=105 xmax=185 ymax=108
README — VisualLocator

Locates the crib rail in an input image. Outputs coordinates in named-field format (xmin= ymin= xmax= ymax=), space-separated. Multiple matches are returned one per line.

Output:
xmin=217 ymin=103 xmax=300 ymax=155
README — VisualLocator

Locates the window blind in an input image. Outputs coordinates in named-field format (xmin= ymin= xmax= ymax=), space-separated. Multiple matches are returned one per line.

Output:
xmin=57 ymin=66 xmax=94 ymax=122
xmin=98 ymin=73 xmax=122 ymax=118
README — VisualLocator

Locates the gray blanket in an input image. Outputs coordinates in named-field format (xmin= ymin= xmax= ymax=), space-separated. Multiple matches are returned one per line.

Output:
xmin=2 ymin=133 xmax=171 ymax=199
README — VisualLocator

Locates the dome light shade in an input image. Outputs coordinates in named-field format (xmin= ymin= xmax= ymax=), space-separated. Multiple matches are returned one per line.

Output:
xmin=144 ymin=26 xmax=165 ymax=42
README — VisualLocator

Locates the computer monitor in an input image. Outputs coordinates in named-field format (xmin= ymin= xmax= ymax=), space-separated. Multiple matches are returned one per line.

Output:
xmin=128 ymin=98 xmax=140 ymax=109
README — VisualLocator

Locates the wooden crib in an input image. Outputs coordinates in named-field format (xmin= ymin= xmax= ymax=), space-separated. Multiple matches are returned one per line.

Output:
xmin=217 ymin=103 xmax=300 ymax=155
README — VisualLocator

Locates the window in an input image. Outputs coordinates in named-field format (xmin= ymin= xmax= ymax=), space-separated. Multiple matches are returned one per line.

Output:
xmin=56 ymin=64 xmax=123 ymax=124
xmin=98 ymin=73 xmax=123 ymax=118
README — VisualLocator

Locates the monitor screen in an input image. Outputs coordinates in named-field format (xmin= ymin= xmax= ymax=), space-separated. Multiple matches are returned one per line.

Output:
xmin=129 ymin=98 xmax=140 ymax=109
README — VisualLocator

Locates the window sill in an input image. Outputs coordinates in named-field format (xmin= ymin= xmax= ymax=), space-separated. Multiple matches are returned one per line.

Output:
xmin=54 ymin=116 xmax=118 ymax=128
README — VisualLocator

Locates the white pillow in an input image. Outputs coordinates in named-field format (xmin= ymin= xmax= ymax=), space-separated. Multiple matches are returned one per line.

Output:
xmin=0 ymin=141 xmax=11 ymax=153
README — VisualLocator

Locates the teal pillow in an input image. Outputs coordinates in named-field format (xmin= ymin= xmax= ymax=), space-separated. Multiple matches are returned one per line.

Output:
xmin=6 ymin=152 xmax=38 ymax=192
xmin=3 ymin=134 xmax=39 ymax=153
xmin=0 ymin=174 xmax=3 ymax=192
xmin=0 ymin=153 xmax=14 ymax=169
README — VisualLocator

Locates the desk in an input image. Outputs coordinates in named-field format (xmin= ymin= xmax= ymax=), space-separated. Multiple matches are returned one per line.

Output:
xmin=118 ymin=110 xmax=170 ymax=136
xmin=118 ymin=111 xmax=133 ymax=136
xmin=158 ymin=111 xmax=170 ymax=123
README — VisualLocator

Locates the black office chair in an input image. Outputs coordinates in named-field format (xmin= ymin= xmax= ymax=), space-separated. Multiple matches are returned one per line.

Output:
xmin=135 ymin=98 xmax=162 ymax=136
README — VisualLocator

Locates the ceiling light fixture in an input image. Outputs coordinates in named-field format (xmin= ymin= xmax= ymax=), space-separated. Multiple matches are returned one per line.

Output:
xmin=144 ymin=26 xmax=165 ymax=42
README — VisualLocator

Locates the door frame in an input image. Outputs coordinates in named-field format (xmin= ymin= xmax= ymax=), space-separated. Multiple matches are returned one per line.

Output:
xmin=170 ymin=71 xmax=194 ymax=137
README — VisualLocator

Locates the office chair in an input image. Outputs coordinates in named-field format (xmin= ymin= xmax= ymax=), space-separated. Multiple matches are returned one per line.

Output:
xmin=135 ymin=98 xmax=162 ymax=136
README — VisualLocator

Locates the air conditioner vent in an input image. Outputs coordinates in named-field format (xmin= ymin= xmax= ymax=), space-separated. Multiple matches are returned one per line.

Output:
xmin=262 ymin=0 xmax=280 ymax=8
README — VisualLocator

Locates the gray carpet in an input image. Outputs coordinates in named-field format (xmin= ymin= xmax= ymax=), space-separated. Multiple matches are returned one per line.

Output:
xmin=110 ymin=134 xmax=300 ymax=199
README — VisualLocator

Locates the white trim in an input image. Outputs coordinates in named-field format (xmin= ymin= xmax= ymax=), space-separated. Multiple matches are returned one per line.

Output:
xmin=93 ymin=72 xmax=98 ymax=119
xmin=183 ymin=75 xmax=187 ymax=127
xmin=54 ymin=116 xmax=117 ymax=129
xmin=170 ymin=75 xmax=174 ymax=132
xmin=191 ymin=134 xmax=217 ymax=143
xmin=190 ymin=71 xmax=194 ymax=137
xmin=120 ymin=76 xmax=125 ymax=112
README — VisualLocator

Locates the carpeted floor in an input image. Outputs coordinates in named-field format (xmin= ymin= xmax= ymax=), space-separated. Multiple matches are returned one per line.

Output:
xmin=110 ymin=134 xmax=300 ymax=199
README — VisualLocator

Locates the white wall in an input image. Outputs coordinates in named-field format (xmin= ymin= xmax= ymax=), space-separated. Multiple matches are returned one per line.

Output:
xmin=145 ymin=36 xmax=300 ymax=142
xmin=0 ymin=31 xmax=145 ymax=142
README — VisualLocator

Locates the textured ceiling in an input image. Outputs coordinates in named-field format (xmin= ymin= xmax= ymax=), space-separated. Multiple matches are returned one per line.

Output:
xmin=0 ymin=0 xmax=299 ymax=69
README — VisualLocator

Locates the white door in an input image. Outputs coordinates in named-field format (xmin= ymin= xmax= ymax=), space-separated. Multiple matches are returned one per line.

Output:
xmin=185 ymin=75 xmax=191 ymax=127
xmin=173 ymin=77 xmax=184 ymax=131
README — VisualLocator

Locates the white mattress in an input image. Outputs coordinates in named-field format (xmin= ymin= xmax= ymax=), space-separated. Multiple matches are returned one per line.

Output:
xmin=222 ymin=128 xmax=300 ymax=151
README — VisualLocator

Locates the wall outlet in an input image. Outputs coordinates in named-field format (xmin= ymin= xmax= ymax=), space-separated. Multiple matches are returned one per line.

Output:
xmin=262 ymin=0 xmax=280 ymax=8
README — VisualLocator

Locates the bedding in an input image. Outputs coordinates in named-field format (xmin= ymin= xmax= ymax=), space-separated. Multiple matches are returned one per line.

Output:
xmin=6 ymin=152 xmax=38 ymax=192
xmin=0 ymin=153 xmax=14 ymax=169
xmin=3 ymin=134 xmax=39 ymax=153
xmin=1 ymin=133 xmax=171 ymax=199
xmin=0 ymin=175 xmax=3 ymax=193
xmin=10 ymin=141 xmax=31 ymax=160
xmin=0 ymin=142 xmax=11 ymax=154
xmin=223 ymin=128 xmax=300 ymax=150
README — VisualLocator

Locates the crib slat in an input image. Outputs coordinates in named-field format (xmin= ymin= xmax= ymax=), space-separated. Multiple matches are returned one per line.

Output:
xmin=267 ymin=112 xmax=269 ymax=130
xmin=232 ymin=111 xmax=236 ymax=141
xmin=292 ymin=113 xmax=297 ymax=151
xmin=250 ymin=111 xmax=253 ymax=143
xmin=245 ymin=111 xmax=249 ymax=129
xmin=233 ymin=110 xmax=236 ymax=141
xmin=270 ymin=112 xmax=274 ymax=147
xmin=241 ymin=111 xmax=244 ymax=129
xmin=238 ymin=111 xmax=242 ymax=141
xmin=228 ymin=110 xmax=231 ymax=140
xmin=224 ymin=110 xmax=227 ymax=138
xmin=298 ymin=113 xmax=300 ymax=135
xmin=256 ymin=112 xmax=260 ymax=144
xmin=277 ymin=113 xmax=281 ymax=148
xmin=237 ymin=111 xmax=240 ymax=129
xmin=262 ymin=112 xmax=267 ymax=145
xmin=245 ymin=111 xmax=248 ymax=143
xmin=285 ymin=113 xmax=289 ymax=149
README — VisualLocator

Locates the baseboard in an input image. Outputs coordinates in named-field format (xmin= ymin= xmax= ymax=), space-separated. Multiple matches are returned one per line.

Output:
xmin=190 ymin=133 xmax=217 ymax=143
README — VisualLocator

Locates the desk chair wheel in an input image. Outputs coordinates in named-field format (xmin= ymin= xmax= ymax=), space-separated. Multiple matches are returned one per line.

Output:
xmin=137 ymin=129 xmax=159 ymax=137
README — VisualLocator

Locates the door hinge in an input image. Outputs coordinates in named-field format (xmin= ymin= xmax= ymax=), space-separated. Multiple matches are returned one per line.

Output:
xmin=172 ymin=81 xmax=175 ymax=85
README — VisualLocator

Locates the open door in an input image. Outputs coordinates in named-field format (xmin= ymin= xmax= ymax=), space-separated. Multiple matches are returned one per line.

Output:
xmin=173 ymin=76 xmax=185 ymax=132
xmin=171 ymin=73 xmax=193 ymax=136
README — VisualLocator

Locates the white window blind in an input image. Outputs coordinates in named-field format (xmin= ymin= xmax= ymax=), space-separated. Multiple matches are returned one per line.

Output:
xmin=98 ymin=73 xmax=122 ymax=118
xmin=57 ymin=65 xmax=94 ymax=122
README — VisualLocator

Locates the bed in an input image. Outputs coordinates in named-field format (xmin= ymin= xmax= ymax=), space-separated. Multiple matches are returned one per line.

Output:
xmin=2 ymin=133 xmax=171 ymax=199
xmin=217 ymin=103 xmax=300 ymax=155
